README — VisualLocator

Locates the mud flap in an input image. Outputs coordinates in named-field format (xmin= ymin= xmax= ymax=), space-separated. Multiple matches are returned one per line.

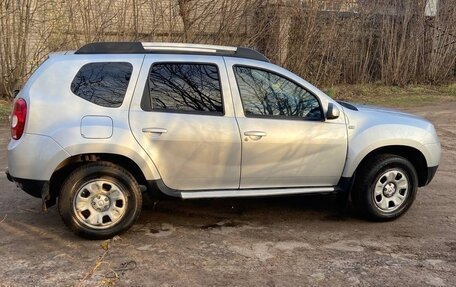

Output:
xmin=41 ymin=182 xmax=55 ymax=213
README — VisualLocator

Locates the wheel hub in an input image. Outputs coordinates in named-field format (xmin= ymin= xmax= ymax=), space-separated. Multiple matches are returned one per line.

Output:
xmin=74 ymin=179 xmax=128 ymax=230
xmin=383 ymin=182 xmax=397 ymax=197
xmin=373 ymin=169 xmax=409 ymax=213
xmin=91 ymin=194 xmax=111 ymax=212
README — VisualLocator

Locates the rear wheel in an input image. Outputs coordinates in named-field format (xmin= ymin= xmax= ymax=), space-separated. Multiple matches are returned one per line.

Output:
xmin=58 ymin=162 xmax=142 ymax=239
xmin=352 ymin=154 xmax=418 ymax=221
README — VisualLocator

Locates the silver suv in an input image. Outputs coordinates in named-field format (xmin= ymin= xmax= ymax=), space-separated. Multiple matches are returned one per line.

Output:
xmin=7 ymin=42 xmax=441 ymax=239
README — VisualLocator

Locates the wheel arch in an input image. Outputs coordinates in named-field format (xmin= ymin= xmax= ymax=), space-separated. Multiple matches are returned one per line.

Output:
xmin=50 ymin=153 xmax=152 ymax=200
xmin=349 ymin=145 xmax=429 ymax=187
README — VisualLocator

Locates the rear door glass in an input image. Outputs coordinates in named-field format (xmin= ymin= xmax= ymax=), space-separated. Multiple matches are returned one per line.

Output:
xmin=142 ymin=63 xmax=224 ymax=115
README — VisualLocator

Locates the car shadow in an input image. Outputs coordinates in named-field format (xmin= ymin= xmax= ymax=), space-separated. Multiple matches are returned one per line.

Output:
xmin=138 ymin=193 xmax=355 ymax=229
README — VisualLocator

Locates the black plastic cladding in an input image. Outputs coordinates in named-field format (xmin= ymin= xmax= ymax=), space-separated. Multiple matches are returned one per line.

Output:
xmin=75 ymin=42 xmax=270 ymax=62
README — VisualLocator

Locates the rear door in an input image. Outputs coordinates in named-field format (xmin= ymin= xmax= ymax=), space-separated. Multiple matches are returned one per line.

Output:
xmin=129 ymin=55 xmax=241 ymax=191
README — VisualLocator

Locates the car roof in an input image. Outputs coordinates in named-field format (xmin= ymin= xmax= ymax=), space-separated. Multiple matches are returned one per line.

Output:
xmin=75 ymin=42 xmax=270 ymax=63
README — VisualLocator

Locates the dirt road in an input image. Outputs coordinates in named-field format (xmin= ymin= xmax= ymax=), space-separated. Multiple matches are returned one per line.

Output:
xmin=1 ymin=103 xmax=455 ymax=286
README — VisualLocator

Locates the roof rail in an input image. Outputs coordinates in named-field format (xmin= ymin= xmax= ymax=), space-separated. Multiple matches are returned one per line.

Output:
xmin=75 ymin=42 xmax=269 ymax=62
xmin=142 ymin=42 xmax=237 ymax=53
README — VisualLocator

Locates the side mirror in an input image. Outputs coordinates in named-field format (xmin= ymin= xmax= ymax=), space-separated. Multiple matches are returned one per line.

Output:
xmin=326 ymin=103 xmax=340 ymax=120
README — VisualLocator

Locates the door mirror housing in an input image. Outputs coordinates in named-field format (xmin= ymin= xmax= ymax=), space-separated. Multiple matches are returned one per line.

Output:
xmin=326 ymin=103 xmax=340 ymax=120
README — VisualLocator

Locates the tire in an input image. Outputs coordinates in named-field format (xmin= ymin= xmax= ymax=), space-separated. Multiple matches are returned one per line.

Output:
xmin=352 ymin=154 xmax=418 ymax=221
xmin=58 ymin=161 xmax=142 ymax=239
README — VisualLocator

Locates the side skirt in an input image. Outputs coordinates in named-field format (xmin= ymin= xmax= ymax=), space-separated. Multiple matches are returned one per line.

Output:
xmin=180 ymin=187 xmax=336 ymax=199
xmin=147 ymin=180 xmax=336 ymax=199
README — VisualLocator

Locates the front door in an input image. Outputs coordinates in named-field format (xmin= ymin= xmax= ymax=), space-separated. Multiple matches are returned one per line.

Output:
xmin=225 ymin=61 xmax=347 ymax=189
xmin=129 ymin=55 xmax=241 ymax=191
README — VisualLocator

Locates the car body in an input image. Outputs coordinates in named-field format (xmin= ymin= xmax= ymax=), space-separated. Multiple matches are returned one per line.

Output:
xmin=6 ymin=42 xmax=441 ymax=239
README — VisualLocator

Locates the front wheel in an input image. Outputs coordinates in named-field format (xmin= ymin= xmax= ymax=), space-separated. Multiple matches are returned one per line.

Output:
xmin=58 ymin=162 xmax=142 ymax=239
xmin=352 ymin=154 xmax=418 ymax=221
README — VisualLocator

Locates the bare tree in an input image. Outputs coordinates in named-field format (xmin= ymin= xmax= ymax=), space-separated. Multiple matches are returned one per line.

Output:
xmin=1 ymin=0 xmax=455 ymax=98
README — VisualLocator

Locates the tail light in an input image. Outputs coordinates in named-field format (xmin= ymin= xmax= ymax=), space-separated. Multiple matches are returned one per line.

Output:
xmin=11 ymin=98 xmax=27 ymax=140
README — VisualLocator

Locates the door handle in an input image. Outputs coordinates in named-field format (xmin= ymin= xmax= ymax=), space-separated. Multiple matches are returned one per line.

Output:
xmin=142 ymin=128 xmax=168 ymax=134
xmin=244 ymin=131 xmax=267 ymax=139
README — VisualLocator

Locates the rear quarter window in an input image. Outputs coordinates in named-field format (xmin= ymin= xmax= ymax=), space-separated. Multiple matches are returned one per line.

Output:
xmin=70 ymin=62 xmax=133 ymax=108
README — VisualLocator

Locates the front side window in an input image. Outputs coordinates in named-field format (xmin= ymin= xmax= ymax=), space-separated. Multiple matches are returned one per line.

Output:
xmin=234 ymin=66 xmax=322 ymax=120
xmin=71 ymin=62 xmax=132 ymax=108
xmin=144 ymin=63 xmax=223 ymax=115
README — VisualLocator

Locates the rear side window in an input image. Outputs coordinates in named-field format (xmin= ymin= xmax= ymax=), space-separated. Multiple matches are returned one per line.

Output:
xmin=71 ymin=62 xmax=133 ymax=108
xmin=142 ymin=63 xmax=223 ymax=115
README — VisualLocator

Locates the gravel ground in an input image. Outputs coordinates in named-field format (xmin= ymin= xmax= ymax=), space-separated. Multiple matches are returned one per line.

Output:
xmin=0 ymin=103 xmax=455 ymax=287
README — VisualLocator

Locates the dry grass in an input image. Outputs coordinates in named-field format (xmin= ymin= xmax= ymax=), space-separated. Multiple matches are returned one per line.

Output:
xmin=0 ymin=100 xmax=10 ymax=122
xmin=323 ymin=83 xmax=456 ymax=108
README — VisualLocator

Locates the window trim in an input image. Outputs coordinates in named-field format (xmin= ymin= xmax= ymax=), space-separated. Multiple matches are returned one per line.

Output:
xmin=70 ymin=61 xmax=133 ymax=108
xmin=233 ymin=64 xmax=325 ymax=122
xmin=141 ymin=61 xmax=226 ymax=116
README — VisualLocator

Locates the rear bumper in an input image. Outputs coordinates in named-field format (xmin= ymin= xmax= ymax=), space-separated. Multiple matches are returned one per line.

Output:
xmin=6 ymin=170 xmax=47 ymax=198
xmin=7 ymin=133 xmax=70 ymax=181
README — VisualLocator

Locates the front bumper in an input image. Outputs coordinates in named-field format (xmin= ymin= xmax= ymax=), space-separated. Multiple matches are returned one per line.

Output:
xmin=425 ymin=165 xmax=438 ymax=186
